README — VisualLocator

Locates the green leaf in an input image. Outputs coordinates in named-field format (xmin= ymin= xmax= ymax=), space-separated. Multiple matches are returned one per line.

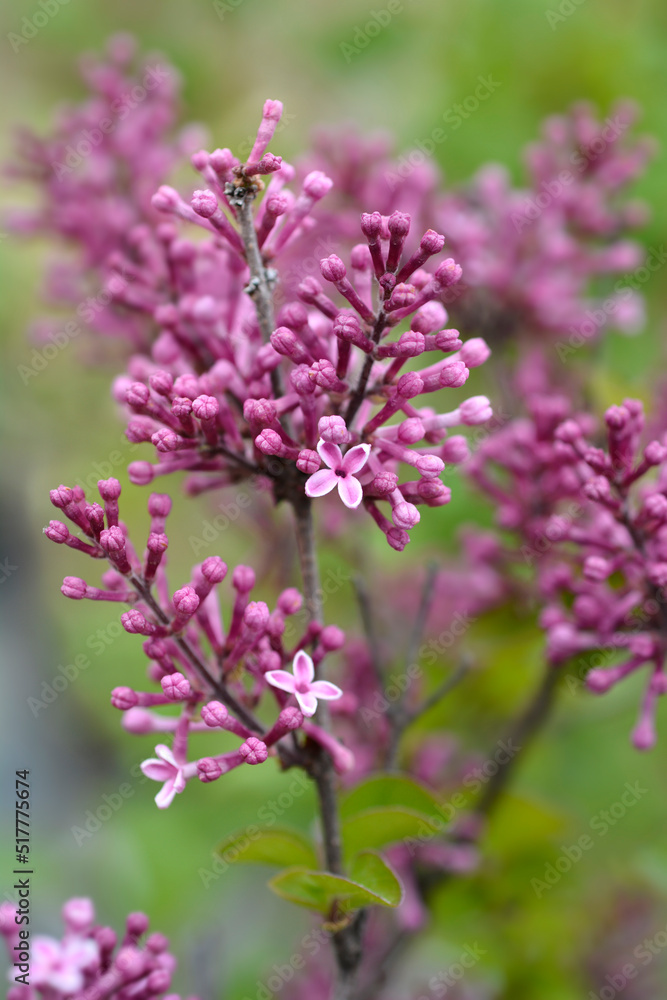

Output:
xmin=342 ymin=806 xmax=438 ymax=857
xmin=216 ymin=827 xmax=318 ymax=869
xmin=340 ymin=774 xmax=441 ymax=821
xmin=268 ymin=852 xmax=403 ymax=915
xmin=349 ymin=851 xmax=404 ymax=906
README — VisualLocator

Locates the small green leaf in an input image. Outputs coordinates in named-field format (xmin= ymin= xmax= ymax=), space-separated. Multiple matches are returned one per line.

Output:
xmin=349 ymin=851 xmax=404 ymax=907
xmin=340 ymin=774 xmax=441 ymax=820
xmin=342 ymin=806 xmax=438 ymax=856
xmin=268 ymin=852 xmax=403 ymax=914
xmin=216 ymin=827 xmax=318 ymax=869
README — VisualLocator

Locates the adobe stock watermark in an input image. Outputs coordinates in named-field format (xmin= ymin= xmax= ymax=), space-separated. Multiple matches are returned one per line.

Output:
xmin=546 ymin=0 xmax=588 ymax=30
xmin=240 ymin=924 xmax=336 ymax=1000
xmin=385 ymin=75 xmax=501 ymax=191
xmin=8 ymin=0 xmax=70 ymax=54
xmin=555 ymin=244 xmax=667 ymax=363
xmin=70 ymin=763 xmax=152 ymax=846
xmin=511 ymin=114 xmax=630 ymax=233
xmin=198 ymin=771 xmax=311 ymax=888
xmin=588 ymin=921 xmax=667 ymax=999
xmin=0 ymin=557 xmax=19 ymax=585
xmin=18 ymin=272 xmax=130 ymax=385
xmin=403 ymin=738 xmax=521 ymax=855
xmin=212 ymin=0 xmax=244 ymax=20
xmin=340 ymin=0 xmax=412 ymax=63
xmin=418 ymin=942 xmax=487 ymax=998
xmin=27 ymin=617 xmax=131 ymax=717
xmin=50 ymin=66 xmax=171 ymax=179
xmin=530 ymin=781 xmax=648 ymax=898
xmin=360 ymin=611 xmax=476 ymax=726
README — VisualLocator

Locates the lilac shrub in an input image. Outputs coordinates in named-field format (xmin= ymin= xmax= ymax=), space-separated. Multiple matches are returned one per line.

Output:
xmin=8 ymin=34 xmax=660 ymax=1000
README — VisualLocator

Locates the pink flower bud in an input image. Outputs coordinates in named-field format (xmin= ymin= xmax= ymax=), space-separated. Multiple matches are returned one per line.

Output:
xmin=319 ymin=625 xmax=345 ymax=650
xmin=396 ymin=371 xmax=424 ymax=399
xmin=303 ymin=170 xmax=333 ymax=199
xmin=122 ymin=610 xmax=156 ymax=636
xmin=111 ymin=687 xmax=139 ymax=710
xmin=297 ymin=449 xmax=321 ymax=474
xmin=318 ymin=415 xmax=351 ymax=444
xmin=244 ymin=601 xmax=270 ymax=632
xmin=45 ymin=520 xmax=69 ymax=543
xmin=459 ymin=338 xmax=490 ymax=368
xmin=201 ymin=701 xmax=229 ymax=727
xmin=161 ymin=672 xmax=193 ymax=701
xmin=460 ymin=396 xmax=492 ymax=425
xmin=233 ymin=565 xmax=256 ymax=592
xmin=434 ymin=258 xmax=463 ymax=287
xmin=392 ymin=501 xmax=420 ymax=529
xmin=277 ymin=588 xmax=302 ymax=614
xmin=173 ymin=586 xmax=200 ymax=617
xmin=128 ymin=462 xmax=155 ymax=486
xmin=201 ymin=556 xmax=227 ymax=583
xmin=191 ymin=189 xmax=218 ymax=218
xmin=244 ymin=397 xmax=277 ymax=427
xmin=198 ymin=757 xmax=223 ymax=782
xmin=148 ymin=494 xmax=172 ymax=518
xmin=61 ymin=576 xmax=87 ymax=599
xmin=240 ymin=737 xmax=268 ymax=764
xmin=320 ymin=255 xmax=347 ymax=282
xmin=360 ymin=212 xmax=383 ymax=239
xmin=62 ymin=898 xmax=95 ymax=934
xmin=415 ymin=455 xmax=445 ymax=479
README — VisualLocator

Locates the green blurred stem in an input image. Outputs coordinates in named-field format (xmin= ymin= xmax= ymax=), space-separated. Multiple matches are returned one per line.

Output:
xmin=291 ymin=498 xmax=366 ymax=999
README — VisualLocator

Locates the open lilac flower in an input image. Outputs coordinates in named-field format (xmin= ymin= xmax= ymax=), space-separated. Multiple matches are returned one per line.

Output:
xmin=29 ymin=935 xmax=99 ymax=994
xmin=265 ymin=650 xmax=343 ymax=716
xmin=305 ymin=441 xmax=371 ymax=509
xmin=140 ymin=744 xmax=197 ymax=809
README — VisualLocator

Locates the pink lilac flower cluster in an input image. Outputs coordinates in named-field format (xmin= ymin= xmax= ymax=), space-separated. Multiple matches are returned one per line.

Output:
xmin=9 ymin=45 xmax=493 ymax=550
xmin=0 ymin=897 xmax=196 ymax=1000
xmin=468 ymin=387 xmax=667 ymax=748
xmin=537 ymin=399 xmax=667 ymax=749
xmin=437 ymin=100 xmax=653 ymax=348
xmin=301 ymin=102 xmax=652 ymax=353
xmin=114 ymin=133 xmax=493 ymax=548
xmin=6 ymin=35 xmax=199 ymax=349
xmin=44 ymin=477 xmax=348 ymax=807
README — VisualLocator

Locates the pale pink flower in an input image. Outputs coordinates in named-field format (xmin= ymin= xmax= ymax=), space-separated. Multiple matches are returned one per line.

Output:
xmin=265 ymin=650 xmax=343 ymax=716
xmin=305 ymin=441 xmax=371 ymax=509
xmin=140 ymin=744 xmax=196 ymax=809
xmin=30 ymin=934 xmax=99 ymax=993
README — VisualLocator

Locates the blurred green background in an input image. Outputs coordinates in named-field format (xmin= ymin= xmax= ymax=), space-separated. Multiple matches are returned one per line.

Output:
xmin=1 ymin=0 xmax=667 ymax=997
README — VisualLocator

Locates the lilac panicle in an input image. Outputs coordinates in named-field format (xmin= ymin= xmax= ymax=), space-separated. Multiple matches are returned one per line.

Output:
xmin=44 ymin=478 xmax=351 ymax=804
xmin=0 ymin=897 xmax=198 ymax=1000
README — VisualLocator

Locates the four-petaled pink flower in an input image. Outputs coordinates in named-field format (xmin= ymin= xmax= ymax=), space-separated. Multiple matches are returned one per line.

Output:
xmin=30 ymin=934 xmax=99 ymax=993
xmin=140 ymin=744 xmax=195 ymax=809
xmin=305 ymin=440 xmax=371 ymax=509
xmin=265 ymin=650 xmax=343 ymax=716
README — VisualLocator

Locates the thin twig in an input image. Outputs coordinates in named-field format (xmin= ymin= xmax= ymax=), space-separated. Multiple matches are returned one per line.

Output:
xmin=476 ymin=663 xmax=561 ymax=817
xmin=130 ymin=574 xmax=263 ymax=734
xmin=345 ymin=309 xmax=388 ymax=428
xmin=406 ymin=656 xmax=471 ymax=725
xmin=385 ymin=562 xmax=439 ymax=766
xmin=352 ymin=576 xmax=384 ymax=689
xmin=291 ymin=498 xmax=366 ymax=998
xmin=236 ymin=190 xmax=283 ymax=398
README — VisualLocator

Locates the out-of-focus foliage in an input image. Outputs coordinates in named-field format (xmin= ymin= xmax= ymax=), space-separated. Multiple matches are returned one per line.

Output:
xmin=1 ymin=1 xmax=667 ymax=997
